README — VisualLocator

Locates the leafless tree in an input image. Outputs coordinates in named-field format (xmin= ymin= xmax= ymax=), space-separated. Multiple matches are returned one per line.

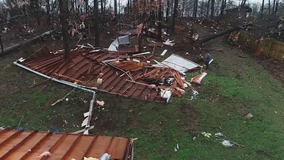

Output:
xmin=171 ymin=0 xmax=178 ymax=33
xmin=268 ymin=0 xmax=271 ymax=15
xmin=101 ymin=0 xmax=104 ymax=14
xmin=158 ymin=0 xmax=162 ymax=40
xmin=166 ymin=0 xmax=170 ymax=21
xmin=94 ymin=0 xmax=100 ymax=45
xmin=210 ymin=0 xmax=215 ymax=17
xmin=200 ymin=0 xmax=204 ymax=17
xmin=114 ymin=0 xmax=117 ymax=15
xmin=261 ymin=0 xmax=265 ymax=17
xmin=220 ymin=0 xmax=226 ymax=16
xmin=193 ymin=0 xmax=198 ymax=21
xmin=207 ymin=0 xmax=211 ymax=17
xmin=58 ymin=0 xmax=71 ymax=59
xmin=274 ymin=0 xmax=279 ymax=15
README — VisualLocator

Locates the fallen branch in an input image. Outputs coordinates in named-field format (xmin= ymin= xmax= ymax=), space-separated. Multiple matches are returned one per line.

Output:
xmin=51 ymin=88 xmax=76 ymax=106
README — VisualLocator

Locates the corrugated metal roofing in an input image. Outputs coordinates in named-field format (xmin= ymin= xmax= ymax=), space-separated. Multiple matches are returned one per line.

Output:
xmin=154 ymin=54 xmax=200 ymax=73
xmin=15 ymin=46 xmax=167 ymax=103
xmin=0 ymin=128 xmax=133 ymax=160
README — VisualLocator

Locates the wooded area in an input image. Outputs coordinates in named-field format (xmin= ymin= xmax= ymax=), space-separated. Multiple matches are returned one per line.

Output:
xmin=0 ymin=0 xmax=283 ymax=54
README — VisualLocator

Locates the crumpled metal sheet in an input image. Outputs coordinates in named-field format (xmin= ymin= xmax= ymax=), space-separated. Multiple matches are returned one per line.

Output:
xmin=108 ymin=35 xmax=130 ymax=51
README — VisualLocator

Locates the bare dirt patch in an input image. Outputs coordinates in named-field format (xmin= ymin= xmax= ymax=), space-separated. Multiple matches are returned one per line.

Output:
xmin=179 ymin=105 xmax=200 ymax=136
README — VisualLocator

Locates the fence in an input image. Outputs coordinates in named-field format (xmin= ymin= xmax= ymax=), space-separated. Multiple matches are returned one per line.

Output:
xmin=237 ymin=31 xmax=284 ymax=63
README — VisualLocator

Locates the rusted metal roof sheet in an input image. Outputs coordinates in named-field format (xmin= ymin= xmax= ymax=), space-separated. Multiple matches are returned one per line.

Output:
xmin=15 ymin=46 xmax=167 ymax=103
xmin=0 ymin=128 xmax=133 ymax=160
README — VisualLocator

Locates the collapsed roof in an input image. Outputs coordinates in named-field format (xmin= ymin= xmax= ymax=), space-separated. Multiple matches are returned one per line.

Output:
xmin=14 ymin=45 xmax=200 ymax=103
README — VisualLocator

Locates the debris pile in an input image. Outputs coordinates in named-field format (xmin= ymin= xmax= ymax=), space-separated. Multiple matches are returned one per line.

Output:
xmin=14 ymin=42 xmax=206 ymax=103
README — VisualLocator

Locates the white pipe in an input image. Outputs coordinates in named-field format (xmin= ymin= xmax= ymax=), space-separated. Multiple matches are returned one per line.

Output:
xmin=13 ymin=60 xmax=97 ymax=94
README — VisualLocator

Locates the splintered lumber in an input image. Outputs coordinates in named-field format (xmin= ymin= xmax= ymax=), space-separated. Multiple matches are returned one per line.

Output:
xmin=0 ymin=29 xmax=57 ymax=56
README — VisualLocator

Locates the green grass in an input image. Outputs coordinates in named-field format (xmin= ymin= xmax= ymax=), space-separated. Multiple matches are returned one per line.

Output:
xmin=0 ymin=42 xmax=284 ymax=159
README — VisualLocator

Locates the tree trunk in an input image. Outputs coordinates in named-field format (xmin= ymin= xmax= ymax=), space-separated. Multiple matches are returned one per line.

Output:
xmin=94 ymin=0 xmax=100 ymax=46
xmin=71 ymin=0 xmax=75 ymax=13
xmin=166 ymin=0 xmax=170 ymax=21
xmin=220 ymin=0 xmax=226 ymax=16
xmin=200 ymin=1 xmax=204 ymax=17
xmin=182 ymin=0 xmax=186 ymax=17
xmin=101 ymin=0 xmax=104 ymax=14
xmin=119 ymin=0 xmax=121 ymax=18
xmin=85 ymin=0 xmax=88 ymax=13
xmin=0 ymin=29 xmax=56 ymax=56
xmin=210 ymin=0 xmax=215 ymax=18
xmin=114 ymin=0 xmax=117 ymax=16
xmin=274 ymin=0 xmax=278 ymax=15
xmin=23 ymin=0 xmax=28 ymax=26
xmin=171 ymin=0 xmax=178 ymax=33
xmin=158 ymin=0 xmax=162 ymax=40
xmin=206 ymin=0 xmax=210 ymax=17
xmin=58 ymin=0 xmax=70 ymax=59
xmin=261 ymin=0 xmax=264 ymax=17
xmin=272 ymin=0 xmax=276 ymax=15
xmin=46 ymin=0 xmax=50 ymax=15
xmin=197 ymin=23 xmax=252 ymax=44
xmin=46 ymin=0 xmax=51 ymax=26
xmin=193 ymin=0 xmax=198 ymax=21
xmin=36 ymin=0 xmax=40 ymax=25
xmin=127 ymin=0 xmax=130 ymax=14
xmin=0 ymin=34 xmax=3 ymax=55
xmin=268 ymin=0 xmax=271 ymax=15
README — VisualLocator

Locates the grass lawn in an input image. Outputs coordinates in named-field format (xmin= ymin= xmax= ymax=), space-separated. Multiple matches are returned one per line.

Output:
xmin=0 ymin=38 xmax=283 ymax=160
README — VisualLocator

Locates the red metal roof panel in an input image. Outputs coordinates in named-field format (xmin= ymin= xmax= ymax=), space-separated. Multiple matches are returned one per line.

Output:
xmin=0 ymin=129 xmax=133 ymax=160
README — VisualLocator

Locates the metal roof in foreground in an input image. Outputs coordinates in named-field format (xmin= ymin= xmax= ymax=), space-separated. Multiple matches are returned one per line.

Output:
xmin=0 ymin=128 xmax=133 ymax=160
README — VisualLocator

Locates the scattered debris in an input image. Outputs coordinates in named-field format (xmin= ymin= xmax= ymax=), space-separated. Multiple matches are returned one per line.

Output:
xmin=213 ymin=132 xmax=245 ymax=148
xmin=192 ymin=72 xmax=207 ymax=84
xmin=47 ymin=126 xmax=63 ymax=133
xmin=201 ymin=132 xmax=212 ymax=138
xmin=99 ymin=153 xmax=111 ymax=160
xmin=244 ymin=113 xmax=253 ymax=119
xmin=72 ymin=125 xmax=95 ymax=134
xmin=163 ymin=39 xmax=175 ymax=46
xmin=214 ymin=132 xmax=224 ymax=137
xmin=96 ymin=100 xmax=105 ymax=106
xmin=221 ymin=140 xmax=234 ymax=147
xmin=161 ymin=49 xmax=168 ymax=56
xmin=34 ymin=151 xmax=51 ymax=160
